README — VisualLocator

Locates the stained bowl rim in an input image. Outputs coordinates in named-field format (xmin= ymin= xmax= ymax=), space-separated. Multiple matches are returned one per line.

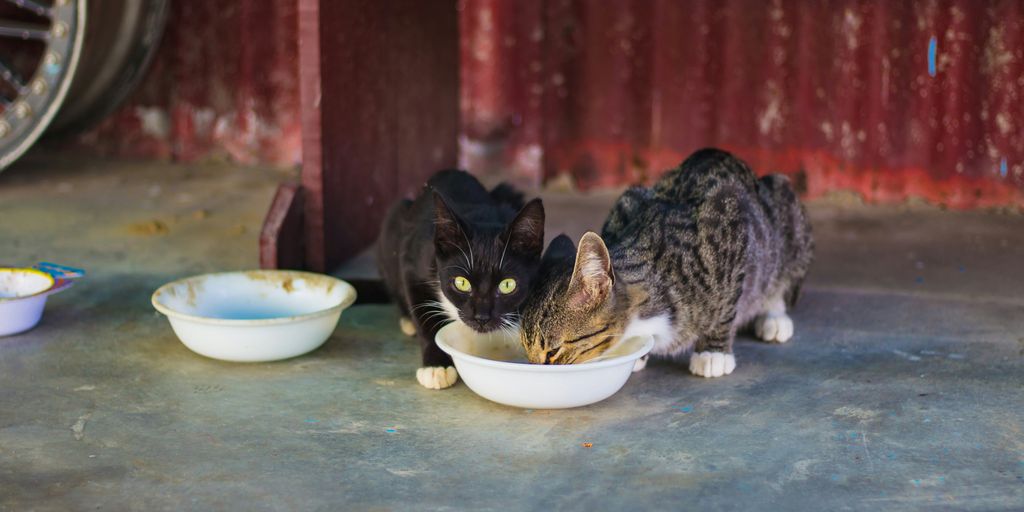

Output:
xmin=151 ymin=270 xmax=356 ymax=327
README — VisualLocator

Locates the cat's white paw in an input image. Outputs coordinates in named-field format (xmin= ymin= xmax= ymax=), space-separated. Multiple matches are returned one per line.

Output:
xmin=689 ymin=351 xmax=736 ymax=378
xmin=632 ymin=355 xmax=649 ymax=372
xmin=416 ymin=366 xmax=458 ymax=389
xmin=399 ymin=317 xmax=416 ymax=337
xmin=755 ymin=313 xmax=794 ymax=343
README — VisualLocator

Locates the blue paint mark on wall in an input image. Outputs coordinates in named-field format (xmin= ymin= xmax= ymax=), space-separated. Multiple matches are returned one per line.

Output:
xmin=928 ymin=36 xmax=937 ymax=77
xmin=999 ymin=157 xmax=1008 ymax=178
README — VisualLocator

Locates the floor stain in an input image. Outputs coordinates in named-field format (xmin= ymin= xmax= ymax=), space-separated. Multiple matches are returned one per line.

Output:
xmin=71 ymin=412 xmax=92 ymax=441
xmin=127 ymin=219 xmax=170 ymax=235
xmin=193 ymin=384 xmax=224 ymax=394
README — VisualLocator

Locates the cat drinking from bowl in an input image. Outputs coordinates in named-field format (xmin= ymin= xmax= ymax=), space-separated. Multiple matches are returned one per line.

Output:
xmin=519 ymin=149 xmax=813 ymax=378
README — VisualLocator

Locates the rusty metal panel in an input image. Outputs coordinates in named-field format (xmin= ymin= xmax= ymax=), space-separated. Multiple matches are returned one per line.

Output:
xmin=309 ymin=0 xmax=459 ymax=271
xmin=74 ymin=0 xmax=301 ymax=167
xmin=259 ymin=0 xmax=459 ymax=272
xmin=461 ymin=0 xmax=1024 ymax=208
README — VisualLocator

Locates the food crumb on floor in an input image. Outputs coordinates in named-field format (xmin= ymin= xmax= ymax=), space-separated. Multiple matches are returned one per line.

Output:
xmin=127 ymin=219 xmax=169 ymax=235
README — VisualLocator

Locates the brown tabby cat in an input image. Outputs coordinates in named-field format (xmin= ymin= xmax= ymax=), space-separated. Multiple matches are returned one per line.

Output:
xmin=519 ymin=148 xmax=813 ymax=377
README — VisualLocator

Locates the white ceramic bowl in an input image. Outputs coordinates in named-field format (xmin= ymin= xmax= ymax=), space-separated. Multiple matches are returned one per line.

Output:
xmin=152 ymin=270 xmax=356 ymax=362
xmin=436 ymin=322 xmax=654 ymax=409
xmin=0 ymin=268 xmax=56 ymax=336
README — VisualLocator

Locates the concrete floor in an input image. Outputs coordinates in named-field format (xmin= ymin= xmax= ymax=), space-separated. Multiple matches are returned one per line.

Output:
xmin=1 ymin=158 xmax=1022 ymax=511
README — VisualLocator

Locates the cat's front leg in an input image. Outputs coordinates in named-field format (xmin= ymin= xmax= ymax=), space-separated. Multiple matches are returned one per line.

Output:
xmin=689 ymin=335 xmax=736 ymax=378
xmin=417 ymin=338 xmax=459 ymax=390
xmin=406 ymin=284 xmax=459 ymax=390
xmin=754 ymin=295 xmax=794 ymax=343
xmin=399 ymin=317 xmax=417 ymax=337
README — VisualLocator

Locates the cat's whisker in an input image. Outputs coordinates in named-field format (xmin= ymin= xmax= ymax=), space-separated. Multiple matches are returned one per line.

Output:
xmin=419 ymin=307 xmax=451 ymax=321
xmin=442 ymin=265 xmax=470 ymax=275
xmin=498 ymin=232 xmax=511 ymax=270
xmin=451 ymin=242 xmax=473 ymax=272
xmin=500 ymin=315 xmax=520 ymax=332
xmin=411 ymin=301 xmax=445 ymax=313
xmin=458 ymin=230 xmax=475 ymax=269
xmin=425 ymin=316 xmax=455 ymax=332
xmin=419 ymin=311 xmax=454 ymax=323
xmin=498 ymin=322 xmax=519 ymax=342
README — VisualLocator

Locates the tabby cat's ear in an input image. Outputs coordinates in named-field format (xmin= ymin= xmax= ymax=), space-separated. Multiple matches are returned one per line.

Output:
xmin=433 ymin=191 xmax=467 ymax=258
xmin=503 ymin=198 xmax=545 ymax=259
xmin=567 ymin=232 xmax=613 ymax=310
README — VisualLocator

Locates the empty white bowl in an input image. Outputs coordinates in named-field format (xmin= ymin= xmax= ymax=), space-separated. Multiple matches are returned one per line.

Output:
xmin=436 ymin=322 xmax=654 ymax=409
xmin=152 ymin=270 xmax=356 ymax=362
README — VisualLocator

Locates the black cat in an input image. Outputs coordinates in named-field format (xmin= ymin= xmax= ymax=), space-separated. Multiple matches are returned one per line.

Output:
xmin=377 ymin=170 xmax=544 ymax=389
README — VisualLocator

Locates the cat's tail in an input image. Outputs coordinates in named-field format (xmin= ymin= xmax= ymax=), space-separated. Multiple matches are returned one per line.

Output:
xmin=489 ymin=182 xmax=526 ymax=209
xmin=349 ymin=279 xmax=393 ymax=304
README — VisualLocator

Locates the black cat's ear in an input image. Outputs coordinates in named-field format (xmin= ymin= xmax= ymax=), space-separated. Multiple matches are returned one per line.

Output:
xmin=503 ymin=198 xmax=545 ymax=259
xmin=568 ymin=232 xmax=613 ymax=310
xmin=433 ymin=191 xmax=467 ymax=258
xmin=543 ymin=234 xmax=576 ymax=264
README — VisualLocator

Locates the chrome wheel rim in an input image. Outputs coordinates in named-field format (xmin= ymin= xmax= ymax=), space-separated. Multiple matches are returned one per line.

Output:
xmin=0 ymin=0 xmax=84 ymax=171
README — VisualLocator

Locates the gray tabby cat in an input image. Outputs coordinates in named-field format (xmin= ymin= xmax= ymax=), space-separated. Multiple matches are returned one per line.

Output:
xmin=519 ymin=148 xmax=813 ymax=377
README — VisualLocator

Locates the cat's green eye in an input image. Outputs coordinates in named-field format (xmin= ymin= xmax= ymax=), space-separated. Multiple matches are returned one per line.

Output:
xmin=498 ymin=278 xmax=517 ymax=294
xmin=453 ymin=276 xmax=472 ymax=292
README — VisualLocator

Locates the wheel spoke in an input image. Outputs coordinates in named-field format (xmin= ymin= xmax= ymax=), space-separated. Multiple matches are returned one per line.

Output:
xmin=0 ymin=19 xmax=50 ymax=41
xmin=0 ymin=58 xmax=26 ymax=92
xmin=3 ymin=0 xmax=52 ymax=18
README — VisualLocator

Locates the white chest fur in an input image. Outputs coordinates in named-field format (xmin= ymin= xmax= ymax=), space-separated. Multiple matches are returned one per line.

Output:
xmin=622 ymin=313 xmax=675 ymax=354
xmin=438 ymin=291 xmax=464 ymax=326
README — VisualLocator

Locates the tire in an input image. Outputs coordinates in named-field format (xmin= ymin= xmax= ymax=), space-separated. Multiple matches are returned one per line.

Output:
xmin=0 ymin=0 xmax=169 ymax=173
xmin=46 ymin=0 xmax=169 ymax=135
xmin=0 ymin=0 xmax=85 ymax=171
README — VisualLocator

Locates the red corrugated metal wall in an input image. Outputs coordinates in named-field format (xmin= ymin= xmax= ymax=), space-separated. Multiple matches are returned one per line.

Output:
xmin=461 ymin=0 xmax=1024 ymax=208
xmin=74 ymin=0 xmax=300 ymax=167
xmin=70 ymin=0 xmax=1022 ymax=209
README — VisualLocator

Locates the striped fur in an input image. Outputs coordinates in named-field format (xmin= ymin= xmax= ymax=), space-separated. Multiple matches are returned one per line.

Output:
xmin=519 ymin=148 xmax=813 ymax=373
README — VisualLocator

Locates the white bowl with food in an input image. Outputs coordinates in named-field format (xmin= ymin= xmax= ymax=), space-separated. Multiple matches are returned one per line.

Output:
xmin=152 ymin=270 xmax=356 ymax=362
xmin=0 ymin=268 xmax=56 ymax=336
xmin=436 ymin=322 xmax=653 ymax=409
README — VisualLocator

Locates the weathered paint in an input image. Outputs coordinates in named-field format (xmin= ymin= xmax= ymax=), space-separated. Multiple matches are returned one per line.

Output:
xmin=72 ymin=0 xmax=301 ymax=167
xmin=299 ymin=0 xmax=459 ymax=271
xmin=70 ymin=0 xmax=1024 ymax=217
xmin=461 ymin=0 xmax=1024 ymax=208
